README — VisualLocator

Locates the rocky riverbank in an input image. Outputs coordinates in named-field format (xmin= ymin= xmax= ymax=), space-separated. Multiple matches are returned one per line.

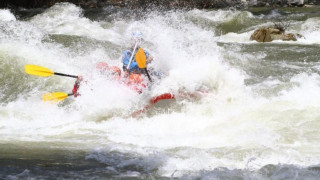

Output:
xmin=0 ymin=0 xmax=319 ymax=9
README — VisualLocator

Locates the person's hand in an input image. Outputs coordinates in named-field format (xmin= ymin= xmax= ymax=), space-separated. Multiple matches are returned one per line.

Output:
xmin=147 ymin=55 xmax=153 ymax=63
xmin=76 ymin=75 xmax=83 ymax=84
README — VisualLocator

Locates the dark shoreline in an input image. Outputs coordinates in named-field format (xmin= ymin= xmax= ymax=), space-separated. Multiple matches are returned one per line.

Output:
xmin=1 ymin=144 xmax=320 ymax=179
xmin=1 ymin=0 xmax=319 ymax=10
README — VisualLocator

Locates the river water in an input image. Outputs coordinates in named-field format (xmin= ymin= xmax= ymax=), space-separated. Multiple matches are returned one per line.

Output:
xmin=1 ymin=3 xmax=320 ymax=179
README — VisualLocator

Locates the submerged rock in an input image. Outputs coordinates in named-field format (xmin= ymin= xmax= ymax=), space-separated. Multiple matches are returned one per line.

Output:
xmin=250 ymin=27 xmax=302 ymax=42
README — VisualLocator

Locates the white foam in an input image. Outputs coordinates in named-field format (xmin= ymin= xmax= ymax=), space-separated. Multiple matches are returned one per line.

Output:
xmin=0 ymin=9 xmax=16 ymax=21
xmin=1 ymin=7 xmax=320 ymax=178
xmin=298 ymin=17 xmax=320 ymax=44
xmin=187 ymin=9 xmax=254 ymax=23
xmin=29 ymin=3 xmax=121 ymax=43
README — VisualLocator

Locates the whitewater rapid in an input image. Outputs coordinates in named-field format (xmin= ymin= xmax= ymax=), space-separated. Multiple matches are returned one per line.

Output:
xmin=1 ymin=3 xmax=320 ymax=178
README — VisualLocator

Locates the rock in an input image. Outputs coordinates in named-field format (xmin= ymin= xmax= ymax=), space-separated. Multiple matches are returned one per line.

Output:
xmin=250 ymin=28 xmax=267 ymax=42
xmin=270 ymin=33 xmax=297 ymax=41
xmin=250 ymin=27 xmax=301 ymax=42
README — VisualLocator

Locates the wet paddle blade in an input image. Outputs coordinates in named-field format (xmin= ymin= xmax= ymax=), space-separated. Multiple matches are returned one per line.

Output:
xmin=43 ymin=92 xmax=69 ymax=102
xmin=25 ymin=64 xmax=54 ymax=77
xmin=135 ymin=48 xmax=146 ymax=69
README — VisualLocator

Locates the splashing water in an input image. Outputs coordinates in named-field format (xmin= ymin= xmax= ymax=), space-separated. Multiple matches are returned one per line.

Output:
xmin=1 ymin=3 xmax=320 ymax=179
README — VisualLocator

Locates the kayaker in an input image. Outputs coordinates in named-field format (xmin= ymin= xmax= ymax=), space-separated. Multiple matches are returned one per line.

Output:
xmin=122 ymin=32 xmax=153 ymax=76
xmin=120 ymin=32 xmax=155 ymax=92
xmin=72 ymin=32 xmax=152 ymax=96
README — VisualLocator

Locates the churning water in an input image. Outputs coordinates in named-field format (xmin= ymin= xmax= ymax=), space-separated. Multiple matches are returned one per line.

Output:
xmin=1 ymin=3 xmax=320 ymax=179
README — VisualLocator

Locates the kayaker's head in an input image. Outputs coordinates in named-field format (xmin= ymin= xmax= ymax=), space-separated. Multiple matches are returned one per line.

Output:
xmin=130 ymin=31 xmax=143 ymax=49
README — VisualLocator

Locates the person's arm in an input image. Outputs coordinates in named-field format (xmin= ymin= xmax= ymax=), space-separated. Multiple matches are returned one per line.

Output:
xmin=75 ymin=75 xmax=83 ymax=84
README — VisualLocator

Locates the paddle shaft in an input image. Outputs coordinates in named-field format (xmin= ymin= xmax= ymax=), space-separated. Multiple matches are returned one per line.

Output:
xmin=144 ymin=69 xmax=152 ymax=82
xmin=127 ymin=42 xmax=138 ymax=70
xmin=54 ymin=72 xmax=78 ymax=78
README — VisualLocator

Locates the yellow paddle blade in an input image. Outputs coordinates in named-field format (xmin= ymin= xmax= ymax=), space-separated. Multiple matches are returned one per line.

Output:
xmin=25 ymin=64 xmax=54 ymax=77
xmin=43 ymin=92 xmax=69 ymax=102
xmin=135 ymin=48 xmax=146 ymax=69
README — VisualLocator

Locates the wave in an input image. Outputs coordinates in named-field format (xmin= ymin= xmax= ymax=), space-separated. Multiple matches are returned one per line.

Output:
xmin=0 ymin=9 xmax=16 ymax=22
xmin=1 ymin=4 xmax=320 ymax=178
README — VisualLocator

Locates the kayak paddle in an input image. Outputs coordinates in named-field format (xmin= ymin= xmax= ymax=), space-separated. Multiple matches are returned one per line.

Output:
xmin=43 ymin=92 xmax=73 ymax=102
xmin=127 ymin=41 xmax=138 ymax=70
xmin=25 ymin=64 xmax=78 ymax=78
xmin=135 ymin=48 xmax=152 ymax=82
